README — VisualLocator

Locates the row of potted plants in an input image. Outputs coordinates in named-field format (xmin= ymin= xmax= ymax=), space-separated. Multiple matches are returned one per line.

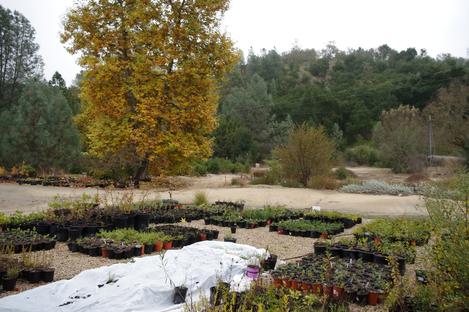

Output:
xmin=1 ymin=250 xmax=55 ymax=292
xmin=313 ymin=238 xmax=409 ymax=275
xmin=271 ymin=220 xmax=345 ymax=238
xmin=66 ymin=226 xmax=220 ymax=259
xmin=303 ymin=211 xmax=362 ymax=229
xmin=16 ymin=176 xmax=113 ymax=188
xmin=353 ymin=218 xmax=430 ymax=246
xmin=0 ymin=229 xmax=56 ymax=253
xmin=271 ymin=254 xmax=393 ymax=306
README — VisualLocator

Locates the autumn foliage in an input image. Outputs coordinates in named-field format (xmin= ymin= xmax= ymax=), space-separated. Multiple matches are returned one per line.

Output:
xmin=61 ymin=0 xmax=237 ymax=184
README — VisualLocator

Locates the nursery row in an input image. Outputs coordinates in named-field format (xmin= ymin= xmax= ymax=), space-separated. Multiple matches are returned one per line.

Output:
xmin=15 ymin=176 xmax=113 ymax=188
xmin=270 ymin=220 xmax=345 ymax=238
xmin=313 ymin=241 xmax=408 ymax=275
xmin=353 ymin=218 xmax=430 ymax=245
xmin=1 ymin=251 xmax=55 ymax=292
xmin=271 ymin=254 xmax=393 ymax=306
xmin=303 ymin=211 xmax=362 ymax=229
xmin=0 ymin=229 xmax=56 ymax=253
xmin=67 ymin=226 xmax=220 ymax=259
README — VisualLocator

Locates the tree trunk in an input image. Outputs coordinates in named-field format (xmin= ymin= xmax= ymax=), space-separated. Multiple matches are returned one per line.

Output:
xmin=133 ymin=157 xmax=148 ymax=189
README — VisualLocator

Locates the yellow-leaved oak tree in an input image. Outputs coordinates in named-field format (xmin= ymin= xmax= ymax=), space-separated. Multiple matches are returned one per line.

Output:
xmin=61 ymin=0 xmax=237 ymax=186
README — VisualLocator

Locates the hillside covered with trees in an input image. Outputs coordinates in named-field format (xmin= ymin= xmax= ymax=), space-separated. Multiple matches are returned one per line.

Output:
xmin=0 ymin=3 xmax=468 ymax=180
xmin=215 ymin=45 xmax=469 ymax=163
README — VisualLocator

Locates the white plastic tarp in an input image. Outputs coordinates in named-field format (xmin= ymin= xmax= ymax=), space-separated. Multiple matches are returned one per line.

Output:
xmin=0 ymin=241 xmax=267 ymax=312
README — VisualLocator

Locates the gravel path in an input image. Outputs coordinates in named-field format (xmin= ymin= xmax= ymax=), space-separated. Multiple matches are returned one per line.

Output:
xmin=0 ymin=182 xmax=425 ymax=216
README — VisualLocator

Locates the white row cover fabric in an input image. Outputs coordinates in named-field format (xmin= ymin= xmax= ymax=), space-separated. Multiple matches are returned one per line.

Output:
xmin=0 ymin=241 xmax=267 ymax=312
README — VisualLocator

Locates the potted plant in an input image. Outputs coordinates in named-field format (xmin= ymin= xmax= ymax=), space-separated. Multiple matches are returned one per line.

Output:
xmin=173 ymin=284 xmax=188 ymax=304
xmin=2 ymin=266 xmax=19 ymax=291
xmin=224 ymin=231 xmax=236 ymax=243
xmin=246 ymin=257 xmax=261 ymax=280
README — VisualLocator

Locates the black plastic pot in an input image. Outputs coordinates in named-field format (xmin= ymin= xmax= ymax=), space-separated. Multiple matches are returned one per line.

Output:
xmin=263 ymin=254 xmax=278 ymax=270
xmin=89 ymin=246 xmax=101 ymax=257
xmin=133 ymin=245 xmax=143 ymax=257
xmin=56 ymin=228 xmax=69 ymax=242
xmin=355 ymin=290 xmax=368 ymax=305
xmin=358 ymin=250 xmax=374 ymax=262
xmin=134 ymin=213 xmax=150 ymax=231
xmin=269 ymin=224 xmax=278 ymax=232
xmin=125 ymin=213 xmax=136 ymax=228
xmin=82 ymin=225 xmax=99 ymax=237
xmin=398 ymin=257 xmax=406 ymax=276
xmin=210 ymin=283 xmax=230 ymax=306
xmin=35 ymin=222 xmax=51 ymax=235
xmin=313 ymin=243 xmax=327 ymax=255
xmin=212 ymin=230 xmax=219 ymax=240
xmin=330 ymin=246 xmax=343 ymax=258
xmin=67 ymin=241 xmax=79 ymax=252
xmin=2 ymin=277 xmax=17 ymax=291
xmin=173 ymin=286 xmax=188 ymax=304
xmin=224 ymin=238 xmax=237 ymax=243
xmin=68 ymin=227 xmax=82 ymax=241
xmin=25 ymin=269 xmax=41 ymax=283
xmin=342 ymin=248 xmax=357 ymax=259
xmin=40 ymin=268 xmax=55 ymax=282
xmin=144 ymin=244 xmax=154 ymax=254
xmin=113 ymin=215 xmax=128 ymax=228
xmin=43 ymin=240 xmax=56 ymax=250
xmin=230 ymin=226 xmax=237 ymax=234
xmin=373 ymin=253 xmax=388 ymax=265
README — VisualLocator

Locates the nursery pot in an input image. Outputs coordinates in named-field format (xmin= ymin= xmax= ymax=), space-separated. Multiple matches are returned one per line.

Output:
xmin=290 ymin=280 xmax=300 ymax=290
xmin=173 ymin=286 xmax=188 ymax=304
xmin=320 ymin=232 xmax=329 ymax=239
xmin=163 ymin=241 xmax=173 ymax=250
xmin=313 ymin=243 xmax=327 ymax=255
xmin=113 ymin=215 xmax=128 ymax=229
xmin=246 ymin=265 xmax=260 ymax=279
xmin=2 ymin=277 xmax=17 ymax=291
xmin=199 ymin=232 xmax=207 ymax=241
xmin=273 ymin=278 xmax=282 ymax=288
xmin=134 ymin=213 xmax=150 ymax=230
xmin=230 ymin=226 xmax=237 ymax=234
xmin=154 ymin=241 xmax=164 ymax=252
xmin=301 ymin=282 xmax=311 ymax=292
xmin=373 ymin=253 xmax=388 ymax=265
xmin=67 ymin=241 xmax=79 ymax=252
xmin=25 ymin=269 xmax=42 ymax=283
xmin=263 ymin=254 xmax=278 ymax=270
xmin=224 ymin=237 xmax=236 ymax=243
xmin=311 ymin=283 xmax=322 ymax=295
xmin=68 ymin=227 xmax=82 ymax=241
xmin=144 ymin=244 xmax=154 ymax=254
xmin=322 ymin=284 xmax=333 ymax=296
xmin=40 ymin=268 xmax=55 ymax=282
xmin=368 ymin=291 xmax=379 ymax=306
xmin=332 ymin=286 xmax=344 ymax=301
xmin=101 ymin=247 xmax=110 ymax=258
xmin=355 ymin=290 xmax=369 ymax=306
xmin=56 ymin=228 xmax=69 ymax=242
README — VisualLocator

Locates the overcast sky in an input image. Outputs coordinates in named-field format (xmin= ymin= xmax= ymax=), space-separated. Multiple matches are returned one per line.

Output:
xmin=1 ymin=0 xmax=468 ymax=85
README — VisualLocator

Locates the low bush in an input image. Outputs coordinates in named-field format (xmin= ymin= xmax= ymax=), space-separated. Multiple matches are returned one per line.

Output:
xmin=340 ymin=180 xmax=414 ymax=196
xmin=193 ymin=191 xmax=208 ymax=206
xmin=353 ymin=217 xmax=430 ymax=245
xmin=192 ymin=158 xmax=250 ymax=175
xmin=345 ymin=144 xmax=380 ymax=166
xmin=307 ymin=175 xmax=339 ymax=190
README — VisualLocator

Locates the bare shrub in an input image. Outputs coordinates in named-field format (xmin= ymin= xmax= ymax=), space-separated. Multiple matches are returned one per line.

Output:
xmin=275 ymin=124 xmax=335 ymax=186
xmin=373 ymin=105 xmax=426 ymax=173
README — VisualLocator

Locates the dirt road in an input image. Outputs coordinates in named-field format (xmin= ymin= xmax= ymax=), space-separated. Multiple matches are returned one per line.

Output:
xmin=0 ymin=179 xmax=425 ymax=217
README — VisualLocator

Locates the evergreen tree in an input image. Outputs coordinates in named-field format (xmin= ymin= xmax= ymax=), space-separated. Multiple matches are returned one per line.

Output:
xmin=0 ymin=81 xmax=81 ymax=171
